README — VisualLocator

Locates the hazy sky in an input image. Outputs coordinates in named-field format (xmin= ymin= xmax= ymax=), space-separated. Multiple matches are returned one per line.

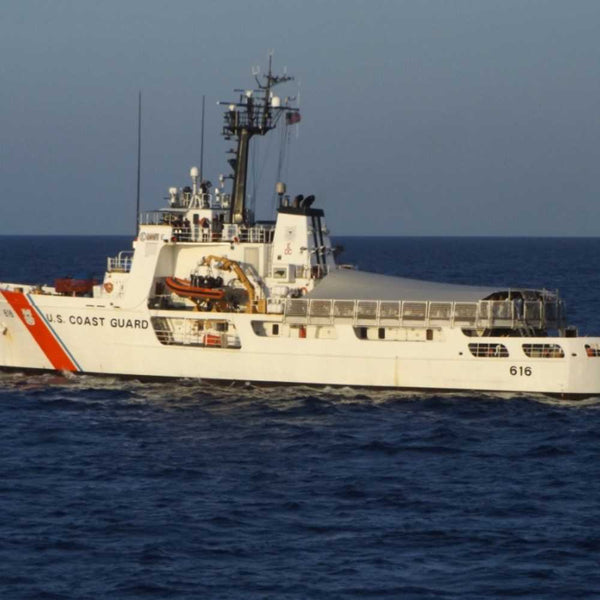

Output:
xmin=1 ymin=0 xmax=600 ymax=236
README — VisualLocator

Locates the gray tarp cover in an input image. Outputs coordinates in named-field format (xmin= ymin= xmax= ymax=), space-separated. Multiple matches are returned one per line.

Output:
xmin=306 ymin=269 xmax=500 ymax=302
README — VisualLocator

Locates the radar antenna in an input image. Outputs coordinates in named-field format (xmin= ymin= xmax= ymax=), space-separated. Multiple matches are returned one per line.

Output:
xmin=219 ymin=56 xmax=299 ymax=225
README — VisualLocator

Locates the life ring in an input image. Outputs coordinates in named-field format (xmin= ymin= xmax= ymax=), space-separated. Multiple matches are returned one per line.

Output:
xmin=104 ymin=282 xmax=114 ymax=294
xmin=233 ymin=236 xmax=240 ymax=244
xmin=300 ymin=287 xmax=308 ymax=296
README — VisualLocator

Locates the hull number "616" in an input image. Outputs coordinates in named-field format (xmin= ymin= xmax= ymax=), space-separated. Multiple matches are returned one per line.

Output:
xmin=510 ymin=366 xmax=532 ymax=376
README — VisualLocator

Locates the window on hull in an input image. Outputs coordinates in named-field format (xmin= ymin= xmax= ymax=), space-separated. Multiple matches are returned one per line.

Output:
xmin=585 ymin=344 xmax=600 ymax=357
xmin=352 ymin=326 xmax=436 ymax=342
xmin=522 ymin=343 xmax=564 ymax=358
xmin=151 ymin=317 xmax=241 ymax=348
xmin=468 ymin=343 xmax=509 ymax=357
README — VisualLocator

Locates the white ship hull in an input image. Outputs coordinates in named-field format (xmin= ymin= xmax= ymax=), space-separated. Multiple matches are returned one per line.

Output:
xmin=2 ymin=289 xmax=599 ymax=398
xmin=3 ymin=62 xmax=599 ymax=399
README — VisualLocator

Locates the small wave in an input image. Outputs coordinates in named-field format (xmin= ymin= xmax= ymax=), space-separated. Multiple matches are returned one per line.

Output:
xmin=342 ymin=584 xmax=451 ymax=598
xmin=360 ymin=440 xmax=402 ymax=455
xmin=524 ymin=444 xmax=574 ymax=458
xmin=113 ymin=582 xmax=181 ymax=597
xmin=335 ymin=483 xmax=367 ymax=499
xmin=360 ymin=439 xmax=461 ymax=455
xmin=3 ymin=371 xmax=600 ymax=418
xmin=531 ymin=395 xmax=600 ymax=409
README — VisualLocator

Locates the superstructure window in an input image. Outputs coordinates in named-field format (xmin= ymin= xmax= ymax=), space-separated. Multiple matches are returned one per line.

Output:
xmin=585 ymin=344 xmax=600 ymax=357
xmin=273 ymin=267 xmax=288 ymax=280
xmin=522 ymin=343 xmax=564 ymax=358
xmin=468 ymin=343 xmax=509 ymax=358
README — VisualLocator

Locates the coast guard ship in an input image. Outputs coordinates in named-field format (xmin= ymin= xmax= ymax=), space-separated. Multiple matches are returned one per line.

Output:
xmin=1 ymin=61 xmax=600 ymax=398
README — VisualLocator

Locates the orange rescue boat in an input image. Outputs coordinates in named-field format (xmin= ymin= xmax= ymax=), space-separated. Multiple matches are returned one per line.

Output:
xmin=165 ymin=276 xmax=225 ymax=301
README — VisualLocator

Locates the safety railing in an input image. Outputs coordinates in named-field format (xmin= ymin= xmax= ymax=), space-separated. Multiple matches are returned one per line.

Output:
xmin=168 ymin=225 xmax=275 ymax=243
xmin=140 ymin=211 xmax=173 ymax=226
xmin=137 ymin=213 xmax=275 ymax=244
xmin=139 ymin=196 xmax=223 ymax=223
xmin=283 ymin=298 xmax=565 ymax=330
xmin=107 ymin=251 xmax=134 ymax=273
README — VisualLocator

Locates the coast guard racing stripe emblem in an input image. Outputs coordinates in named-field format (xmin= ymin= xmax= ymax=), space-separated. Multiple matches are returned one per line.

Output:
xmin=1 ymin=290 xmax=78 ymax=372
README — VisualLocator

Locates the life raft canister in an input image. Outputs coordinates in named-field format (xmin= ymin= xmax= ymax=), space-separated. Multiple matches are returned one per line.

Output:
xmin=204 ymin=333 xmax=221 ymax=347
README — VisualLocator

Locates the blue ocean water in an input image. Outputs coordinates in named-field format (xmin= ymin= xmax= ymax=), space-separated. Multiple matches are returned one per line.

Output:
xmin=1 ymin=236 xmax=600 ymax=599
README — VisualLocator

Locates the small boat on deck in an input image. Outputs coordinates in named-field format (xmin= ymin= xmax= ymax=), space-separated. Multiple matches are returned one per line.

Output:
xmin=54 ymin=277 xmax=98 ymax=296
xmin=165 ymin=276 xmax=225 ymax=301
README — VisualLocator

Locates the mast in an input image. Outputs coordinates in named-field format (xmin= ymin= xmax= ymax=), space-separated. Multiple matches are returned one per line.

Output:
xmin=220 ymin=56 xmax=298 ymax=225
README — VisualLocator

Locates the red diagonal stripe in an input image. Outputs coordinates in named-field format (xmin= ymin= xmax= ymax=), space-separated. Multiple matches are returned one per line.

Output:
xmin=1 ymin=290 xmax=77 ymax=371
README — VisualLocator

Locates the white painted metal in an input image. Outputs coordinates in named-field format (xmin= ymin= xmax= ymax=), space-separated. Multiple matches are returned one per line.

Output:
xmin=1 ymin=187 xmax=600 ymax=398
xmin=2 ymin=63 xmax=599 ymax=398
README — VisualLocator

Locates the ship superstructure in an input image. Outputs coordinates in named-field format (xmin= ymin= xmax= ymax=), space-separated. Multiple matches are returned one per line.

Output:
xmin=1 ymin=62 xmax=600 ymax=398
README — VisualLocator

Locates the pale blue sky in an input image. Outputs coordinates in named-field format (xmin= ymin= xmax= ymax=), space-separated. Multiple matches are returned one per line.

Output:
xmin=1 ymin=0 xmax=599 ymax=235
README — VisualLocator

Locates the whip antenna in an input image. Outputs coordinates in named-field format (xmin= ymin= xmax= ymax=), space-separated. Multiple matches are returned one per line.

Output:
xmin=199 ymin=94 xmax=206 ymax=180
xmin=135 ymin=90 xmax=142 ymax=236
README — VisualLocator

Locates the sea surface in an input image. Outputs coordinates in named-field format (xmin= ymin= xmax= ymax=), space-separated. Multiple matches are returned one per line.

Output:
xmin=1 ymin=236 xmax=600 ymax=599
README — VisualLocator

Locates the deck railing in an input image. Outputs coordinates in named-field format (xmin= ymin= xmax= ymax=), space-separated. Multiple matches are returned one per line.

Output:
xmin=139 ymin=212 xmax=275 ymax=244
xmin=107 ymin=251 xmax=134 ymax=273
xmin=283 ymin=298 xmax=565 ymax=330
xmin=150 ymin=316 xmax=241 ymax=348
